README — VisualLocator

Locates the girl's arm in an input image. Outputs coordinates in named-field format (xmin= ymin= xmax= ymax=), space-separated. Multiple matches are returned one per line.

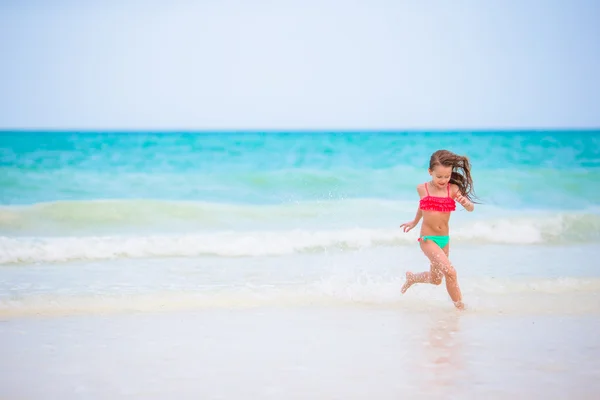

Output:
xmin=412 ymin=206 xmax=423 ymax=224
xmin=462 ymin=198 xmax=475 ymax=212
xmin=400 ymin=206 xmax=422 ymax=232
xmin=400 ymin=184 xmax=425 ymax=232
xmin=413 ymin=183 xmax=426 ymax=223
xmin=451 ymin=184 xmax=474 ymax=212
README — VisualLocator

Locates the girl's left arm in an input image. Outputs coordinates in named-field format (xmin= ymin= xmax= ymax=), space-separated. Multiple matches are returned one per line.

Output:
xmin=451 ymin=185 xmax=474 ymax=212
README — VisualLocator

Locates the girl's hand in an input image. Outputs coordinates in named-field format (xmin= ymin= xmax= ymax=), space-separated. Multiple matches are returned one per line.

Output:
xmin=400 ymin=220 xmax=417 ymax=232
xmin=455 ymin=193 xmax=472 ymax=209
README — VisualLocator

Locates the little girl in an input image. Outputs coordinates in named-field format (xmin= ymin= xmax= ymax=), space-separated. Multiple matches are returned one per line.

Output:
xmin=399 ymin=149 xmax=478 ymax=310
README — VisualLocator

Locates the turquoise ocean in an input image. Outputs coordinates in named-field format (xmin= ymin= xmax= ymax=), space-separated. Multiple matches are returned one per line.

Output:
xmin=1 ymin=130 xmax=600 ymax=298
xmin=1 ymin=130 xmax=600 ymax=399
xmin=2 ymin=131 xmax=600 ymax=256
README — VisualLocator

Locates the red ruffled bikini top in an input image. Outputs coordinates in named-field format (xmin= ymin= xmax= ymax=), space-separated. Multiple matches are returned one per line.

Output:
xmin=419 ymin=182 xmax=456 ymax=212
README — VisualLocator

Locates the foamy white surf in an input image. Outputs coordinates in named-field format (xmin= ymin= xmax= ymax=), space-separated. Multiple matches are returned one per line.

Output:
xmin=1 ymin=211 xmax=598 ymax=264
xmin=3 ymin=274 xmax=599 ymax=318
xmin=2 ymin=244 xmax=598 ymax=319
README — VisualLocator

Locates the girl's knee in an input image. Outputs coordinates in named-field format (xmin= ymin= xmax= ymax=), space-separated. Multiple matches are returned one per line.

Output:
xmin=431 ymin=271 xmax=443 ymax=285
xmin=443 ymin=265 xmax=457 ymax=280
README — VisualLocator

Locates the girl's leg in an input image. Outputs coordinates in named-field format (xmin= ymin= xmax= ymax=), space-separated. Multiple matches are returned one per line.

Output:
xmin=401 ymin=262 xmax=443 ymax=292
xmin=401 ymin=241 xmax=463 ymax=308
xmin=401 ymin=242 xmax=448 ymax=293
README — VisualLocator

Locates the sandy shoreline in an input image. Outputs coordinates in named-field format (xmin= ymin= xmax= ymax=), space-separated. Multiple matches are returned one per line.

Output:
xmin=1 ymin=307 xmax=599 ymax=399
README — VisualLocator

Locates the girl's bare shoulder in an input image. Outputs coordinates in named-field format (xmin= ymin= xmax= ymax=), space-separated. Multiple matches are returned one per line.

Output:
xmin=449 ymin=183 xmax=461 ymax=198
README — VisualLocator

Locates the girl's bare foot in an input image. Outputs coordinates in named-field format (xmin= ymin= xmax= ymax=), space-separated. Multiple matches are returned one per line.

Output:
xmin=454 ymin=301 xmax=465 ymax=310
xmin=401 ymin=271 xmax=415 ymax=294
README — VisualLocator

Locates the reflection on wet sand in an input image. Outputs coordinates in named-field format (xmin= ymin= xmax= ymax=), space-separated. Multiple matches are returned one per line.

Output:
xmin=421 ymin=312 xmax=465 ymax=396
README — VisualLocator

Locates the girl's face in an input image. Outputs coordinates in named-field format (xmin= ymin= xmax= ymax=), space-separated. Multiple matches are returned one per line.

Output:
xmin=429 ymin=165 xmax=452 ymax=189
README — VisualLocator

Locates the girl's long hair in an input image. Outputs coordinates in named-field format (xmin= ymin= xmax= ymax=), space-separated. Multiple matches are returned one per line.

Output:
xmin=429 ymin=149 xmax=479 ymax=203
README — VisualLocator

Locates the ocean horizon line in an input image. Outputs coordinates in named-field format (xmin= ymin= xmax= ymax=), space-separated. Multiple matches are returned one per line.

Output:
xmin=2 ymin=127 xmax=600 ymax=134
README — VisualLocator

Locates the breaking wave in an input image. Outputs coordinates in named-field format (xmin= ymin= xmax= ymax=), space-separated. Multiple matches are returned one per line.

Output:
xmin=1 ymin=210 xmax=599 ymax=264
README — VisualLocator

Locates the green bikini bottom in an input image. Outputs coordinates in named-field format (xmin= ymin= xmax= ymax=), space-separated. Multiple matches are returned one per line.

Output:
xmin=418 ymin=235 xmax=450 ymax=249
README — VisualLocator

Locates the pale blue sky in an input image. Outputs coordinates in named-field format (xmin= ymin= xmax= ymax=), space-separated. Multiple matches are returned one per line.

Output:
xmin=1 ymin=0 xmax=599 ymax=130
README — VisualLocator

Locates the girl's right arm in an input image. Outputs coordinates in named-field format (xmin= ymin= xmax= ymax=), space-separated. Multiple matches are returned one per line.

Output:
xmin=412 ymin=207 xmax=423 ymax=225
xmin=400 ymin=207 xmax=422 ymax=232
xmin=412 ymin=183 xmax=426 ymax=224
xmin=400 ymin=184 xmax=424 ymax=232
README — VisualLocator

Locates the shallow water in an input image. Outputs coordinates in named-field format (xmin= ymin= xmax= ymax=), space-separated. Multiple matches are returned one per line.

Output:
xmin=1 ymin=245 xmax=599 ymax=318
